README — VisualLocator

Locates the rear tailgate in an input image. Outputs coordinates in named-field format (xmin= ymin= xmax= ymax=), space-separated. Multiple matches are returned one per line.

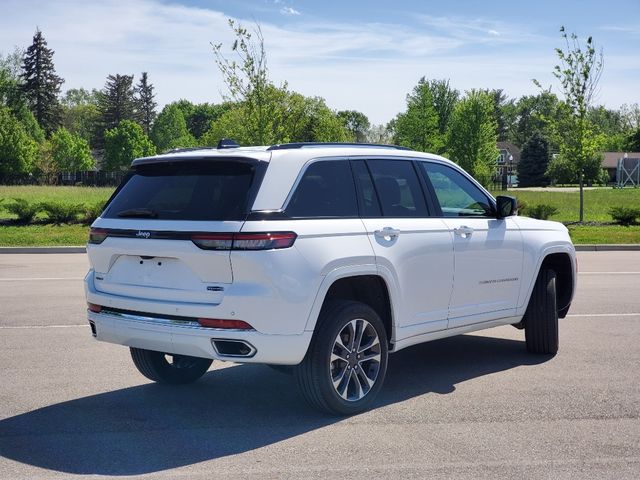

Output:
xmin=87 ymin=158 xmax=265 ymax=305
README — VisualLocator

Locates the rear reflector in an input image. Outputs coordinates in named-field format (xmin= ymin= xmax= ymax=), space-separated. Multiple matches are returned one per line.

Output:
xmin=87 ymin=303 xmax=102 ymax=313
xmin=197 ymin=318 xmax=254 ymax=329
xmin=192 ymin=232 xmax=296 ymax=251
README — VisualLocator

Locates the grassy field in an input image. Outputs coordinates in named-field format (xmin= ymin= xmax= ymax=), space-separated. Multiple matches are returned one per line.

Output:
xmin=1 ymin=185 xmax=639 ymax=246
xmin=0 ymin=186 xmax=114 ymax=220
xmin=493 ymin=187 xmax=640 ymax=223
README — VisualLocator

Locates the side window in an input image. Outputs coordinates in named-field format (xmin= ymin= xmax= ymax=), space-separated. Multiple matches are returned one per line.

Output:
xmin=352 ymin=160 xmax=381 ymax=217
xmin=286 ymin=160 xmax=358 ymax=218
xmin=421 ymin=162 xmax=494 ymax=217
xmin=367 ymin=160 xmax=428 ymax=217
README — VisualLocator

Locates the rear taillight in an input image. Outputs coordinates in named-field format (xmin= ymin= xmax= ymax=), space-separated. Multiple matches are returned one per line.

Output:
xmin=88 ymin=228 xmax=108 ymax=244
xmin=87 ymin=303 xmax=102 ymax=313
xmin=197 ymin=318 xmax=254 ymax=329
xmin=192 ymin=232 xmax=296 ymax=251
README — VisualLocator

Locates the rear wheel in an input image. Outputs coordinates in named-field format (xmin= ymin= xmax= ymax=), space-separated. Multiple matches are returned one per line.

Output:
xmin=130 ymin=348 xmax=213 ymax=384
xmin=524 ymin=269 xmax=559 ymax=354
xmin=295 ymin=301 xmax=388 ymax=415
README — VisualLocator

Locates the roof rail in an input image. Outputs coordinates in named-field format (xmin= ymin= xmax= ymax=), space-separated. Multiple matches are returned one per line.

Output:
xmin=163 ymin=146 xmax=218 ymax=154
xmin=266 ymin=142 xmax=412 ymax=151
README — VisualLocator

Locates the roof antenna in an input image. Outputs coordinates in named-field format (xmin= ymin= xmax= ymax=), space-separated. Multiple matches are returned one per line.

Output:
xmin=217 ymin=138 xmax=240 ymax=149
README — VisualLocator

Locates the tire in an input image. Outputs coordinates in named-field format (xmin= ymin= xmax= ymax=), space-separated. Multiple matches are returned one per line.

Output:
xmin=130 ymin=347 xmax=213 ymax=384
xmin=524 ymin=269 xmax=559 ymax=354
xmin=294 ymin=300 xmax=389 ymax=415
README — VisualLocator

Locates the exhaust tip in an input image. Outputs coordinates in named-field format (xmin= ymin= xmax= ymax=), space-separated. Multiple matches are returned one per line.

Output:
xmin=211 ymin=339 xmax=256 ymax=358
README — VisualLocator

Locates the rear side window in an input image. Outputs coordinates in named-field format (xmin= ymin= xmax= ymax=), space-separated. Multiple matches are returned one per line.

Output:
xmin=367 ymin=160 xmax=428 ymax=217
xmin=286 ymin=160 xmax=358 ymax=218
xmin=103 ymin=161 xmax=256 ymax=221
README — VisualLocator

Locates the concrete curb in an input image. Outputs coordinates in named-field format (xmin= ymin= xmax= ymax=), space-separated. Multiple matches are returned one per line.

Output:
xmin=0 ymin=246 xmax=86 ymax=254
xmin=1 ymin=244 xmax=640 ymax=254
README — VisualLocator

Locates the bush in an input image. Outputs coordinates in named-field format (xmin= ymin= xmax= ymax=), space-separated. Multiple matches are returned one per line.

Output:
xmin=521 ymin=204 xmax=558 ymax=220
xmin=40 ymin=201 xmax=85 ymax=224
xmin=609 ymin=206 xmax=640 ymax=226
xmin=5 ymin=198 xmax=41 ymax=223
xmin=83 ymin=201 xmax=106 ymax=224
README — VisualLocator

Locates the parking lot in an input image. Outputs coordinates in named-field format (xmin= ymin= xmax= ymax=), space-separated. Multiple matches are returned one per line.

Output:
xmin=1 ymin=251 xmax=639 ymax=479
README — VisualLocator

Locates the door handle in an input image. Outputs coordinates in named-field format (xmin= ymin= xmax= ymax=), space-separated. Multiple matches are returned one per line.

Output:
xmin=374 ymin=227 xmax=401 ymax=239
xmin=453 ymin=226 xmax=474 ymax=238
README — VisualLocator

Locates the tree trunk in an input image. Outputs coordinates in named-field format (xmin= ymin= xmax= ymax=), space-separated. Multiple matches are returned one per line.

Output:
xmin=579 ymin=171 xmax=584 ymax=223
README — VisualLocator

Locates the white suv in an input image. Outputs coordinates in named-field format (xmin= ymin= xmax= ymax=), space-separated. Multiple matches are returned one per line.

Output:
xmin=85 ymin=142 xmax=576 ymax=415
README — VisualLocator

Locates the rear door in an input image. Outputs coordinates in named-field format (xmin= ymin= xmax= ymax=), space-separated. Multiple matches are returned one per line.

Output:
xmin=419 ymin=161 xmax=523 ymax=327
xmin=87 ymin=159 xmax=263 ymax=305
xmin=355 ymin=159 xmax=454 ymax=337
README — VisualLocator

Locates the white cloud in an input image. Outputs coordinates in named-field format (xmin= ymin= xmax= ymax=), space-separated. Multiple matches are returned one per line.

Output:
xmin=280 ymin=6 xmax=301 ymax=16
xmin=1 ymin=0 xmax=637 ymax=125
xmin=488 ymin=29 xmax=500 ymax=36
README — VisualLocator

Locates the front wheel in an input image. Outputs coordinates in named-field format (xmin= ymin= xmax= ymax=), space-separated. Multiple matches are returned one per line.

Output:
xmin=130 ymin=348 xmax=213 ymax=384
xmin=295 ymin=301 xmax=389 ymax=415
xmin=524 ymin=269 xmax=559 ymax=354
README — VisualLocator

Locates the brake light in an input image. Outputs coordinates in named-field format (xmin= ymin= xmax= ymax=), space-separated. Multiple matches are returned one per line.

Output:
xmin=88 ymin=228 xmax=108 ymax=244
xmin=87 ymin=303 xmax=102 ymax=313
xmin=197 ymin=318 xmax=254 ymax=329
xmin=192 ymin=232 xmax=296 ymax=251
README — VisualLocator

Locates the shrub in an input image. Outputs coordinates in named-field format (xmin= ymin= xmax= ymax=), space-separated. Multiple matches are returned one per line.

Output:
xmin=40 ymin=201 xmax=85 ymax=224
xmin=609 ymin=206 xmax=640 ymax=226
xmin=5 ymin=198 xmax=41 ymax=223
xmin=83 ymin=201 xmax=106 ymax=224
xmin=522 ymin=204 xmax=558 ymax=220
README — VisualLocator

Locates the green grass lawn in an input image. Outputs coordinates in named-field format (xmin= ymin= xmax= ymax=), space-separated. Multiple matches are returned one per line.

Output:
xmin=1 ymin=185 xmax=639 ymax=246
xmin=493 ymin=187 xmax=640 ymax=223
xmin=0 ymin=185 xmax=114 ymax=220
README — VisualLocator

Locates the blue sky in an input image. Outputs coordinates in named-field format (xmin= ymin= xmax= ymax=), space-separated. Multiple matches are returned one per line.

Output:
xmin=1 ymin=0 xmax=639 ymax=124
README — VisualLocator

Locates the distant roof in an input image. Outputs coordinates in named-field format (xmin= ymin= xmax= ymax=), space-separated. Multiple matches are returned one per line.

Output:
xmin=497 ymin=142 xmax=521 ymax=164
xmin=602 ymin=152 xmax=640 ymax=168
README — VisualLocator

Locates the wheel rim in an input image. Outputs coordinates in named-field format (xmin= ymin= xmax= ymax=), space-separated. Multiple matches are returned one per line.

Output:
xmin=330 ymin=318 xmax=382 ymax=402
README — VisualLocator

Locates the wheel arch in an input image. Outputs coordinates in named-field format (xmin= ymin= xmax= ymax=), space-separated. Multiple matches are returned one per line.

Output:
xmin=305 ymin=269 xmax=395 ymax=346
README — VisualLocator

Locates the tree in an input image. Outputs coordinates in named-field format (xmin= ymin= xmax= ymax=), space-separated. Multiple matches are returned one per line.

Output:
xmin=428 ymin=79 xmax=459 ymax=138
xmin=104 ymin=120 xmax=155 ymax=171
xmin=625 ymin=128 xmax=640 ymax=151
xmin=0 ymin=106 xmax=38 ymax=176
xmin=60 ymin=88 xmax=100 ymax=146
xmin=518 ymin=133 xmax=550 ymax=187
xmin=135 ymin=72 xmax=156 ymax=135
xmin=446 ymin=90 xmax=499 ymax=187
xmin=393 ymin=78 xmax=442 ymax=153
xmin=488 ymin=89 xmax=511 ymax=141
xmin=150 ymin=104 xmax=195 ymax=152
xmin=509 ymin=92 xmax=568 ymax=150
xmin=20 ymin=30 xmax=64 ymax=134
xmin=49 ymin=127 xmax=95 ymax=171
xmin=539 ymin=26 xmax=604 ymax=222
xmin=0 ymin=47 xmax=25 ymax=110
xmin=337 ymin=110 xmax=370 ymax=143
xmin=97 ymin=74 xmax=137 ymax=143
xmin=188 ymin=102 xmax=231 ymax=139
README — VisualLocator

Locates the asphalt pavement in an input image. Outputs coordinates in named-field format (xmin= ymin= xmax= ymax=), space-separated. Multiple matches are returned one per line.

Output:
xmin=0 ymin=252 xmax=639 ymax=479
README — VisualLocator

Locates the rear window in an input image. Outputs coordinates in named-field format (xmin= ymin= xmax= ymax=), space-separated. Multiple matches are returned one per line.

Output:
xmin=103 ymin=161 xmax=257 ymax=221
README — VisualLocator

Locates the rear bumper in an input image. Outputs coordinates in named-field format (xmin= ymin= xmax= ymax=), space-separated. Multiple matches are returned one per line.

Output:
xmin=87 ymin=309 xmax=312 ymax=365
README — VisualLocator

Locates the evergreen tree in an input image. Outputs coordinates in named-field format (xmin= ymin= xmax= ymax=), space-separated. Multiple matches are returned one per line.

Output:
xmin=135 ymin=72 xmax=156 ymax=135
xmin=97 ymin=74 xmax=136 ymax=143
xmin=518 ymin=133 xmax=550 ymax=187
xmin=19 ymin=30 xmax=64 ymax=134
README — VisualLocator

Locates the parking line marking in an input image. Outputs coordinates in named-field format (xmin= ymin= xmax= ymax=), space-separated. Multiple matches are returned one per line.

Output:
xmin=0 ymin=277 xmax=83 ymax=281
xmin=579 ymin=272 xmax=640 ymax=275
xmin=0 ymin=324 xmax=89 ymax=329
xmin=566 ymin=313 xmax=640 ymax=317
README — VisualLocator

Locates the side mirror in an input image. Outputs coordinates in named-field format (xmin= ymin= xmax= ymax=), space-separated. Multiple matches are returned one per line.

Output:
xmin=496 ymin=195 xmax=517 ymax=219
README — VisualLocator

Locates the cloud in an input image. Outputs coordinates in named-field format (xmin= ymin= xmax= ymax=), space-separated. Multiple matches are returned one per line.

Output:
xmin=488 ymin=29 xmax=500 ymax=36
xmin=280 ymin=6 xmax=301 ymax=16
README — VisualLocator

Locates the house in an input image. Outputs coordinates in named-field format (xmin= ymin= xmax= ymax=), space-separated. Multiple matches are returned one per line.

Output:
xmin=497 ymin=141 xmax=521 ymax=186
xmin=602 ymin=152 xmax=640 ymax=186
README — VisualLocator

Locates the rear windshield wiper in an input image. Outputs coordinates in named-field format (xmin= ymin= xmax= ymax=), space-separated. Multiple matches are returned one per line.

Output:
xmin=116 ymin=208 xmax=158 ymax=218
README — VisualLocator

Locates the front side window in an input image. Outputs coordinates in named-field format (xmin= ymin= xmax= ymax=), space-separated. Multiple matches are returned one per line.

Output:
xmin=286 ymin=160 xmax=358 ymax=218
xmin=421 ymin=162 xmax=494 ymax=217
xmin=366 ymin=160 xmax=428 ymax=218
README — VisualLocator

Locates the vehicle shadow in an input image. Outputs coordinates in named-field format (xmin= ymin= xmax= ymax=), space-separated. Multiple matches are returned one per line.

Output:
xmin=0 ymin=334 xmax=551 ymax=475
